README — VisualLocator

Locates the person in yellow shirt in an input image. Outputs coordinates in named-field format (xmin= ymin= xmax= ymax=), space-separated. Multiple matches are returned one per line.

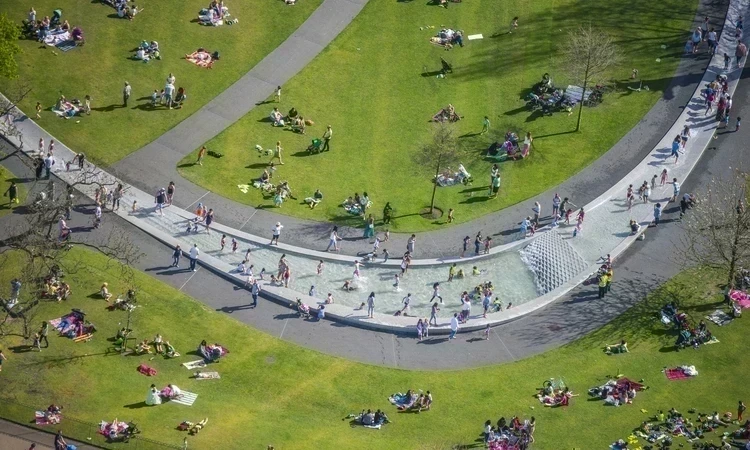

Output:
xmin=598 ymin=273 xmax=609 ymax=299
xmin=606 ymin=268 xmax=614 ymax=293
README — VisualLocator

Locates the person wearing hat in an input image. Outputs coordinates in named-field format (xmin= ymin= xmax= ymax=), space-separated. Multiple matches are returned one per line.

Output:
xmin=123 ymin=81 xmax=131 ymax=106
xmin=321 ymin=125 xmax=333 ymax=152
xmin=270 ymin=222 xmax=283 ymax=245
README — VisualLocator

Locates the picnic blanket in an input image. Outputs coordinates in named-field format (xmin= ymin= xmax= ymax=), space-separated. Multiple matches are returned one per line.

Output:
xmin=52 ymin=102 xmax=80 ymax=118
xmin=185 ymin=51 xmax=215 ymax=68
xmin=55 ymin=40 xmax=77 ymax=52
xmin=97 ymin=420 xmax=128 ymax=437
xmin=729 ymin=289 xmax=750 ymax=308
xmin=182 ymin=360 xmax=207 ymax=370
xmin=35 ymin=411 xmax=61 ymax=425
xmin=388 ymin=392 xmax=418 ymax=408
xmin=193 ymin=371 xmax=220 ymax=380
xmin=49 ymin=311 xmax=88 ymax=338
xmin=44 ymin=31 xmax=70 ymax=47
xmin=171 ymin=391 xmax=198 ymax=406
xmin=137 ymin=364 xmax=157 ymax=376
xmin=706 ymin=309 xmax=733 ymax=326
xmin=665 ymin=366 xmax=698 ymax=380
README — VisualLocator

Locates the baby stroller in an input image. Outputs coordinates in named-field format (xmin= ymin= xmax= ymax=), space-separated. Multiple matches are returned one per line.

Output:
xmin=297 ymin=301 xmax=311 ymax=319
xmin=307 ymin=138 xmax=323 ymax=154
xmin=51 ymin=9 xmax=62 ymax=27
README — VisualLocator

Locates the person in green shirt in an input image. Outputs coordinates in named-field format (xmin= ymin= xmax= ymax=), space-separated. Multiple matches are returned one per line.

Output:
xmin=481 ymin=116 xmax=490 ymax=134
xmin=598 ymin=273 xmax=609 ymax=299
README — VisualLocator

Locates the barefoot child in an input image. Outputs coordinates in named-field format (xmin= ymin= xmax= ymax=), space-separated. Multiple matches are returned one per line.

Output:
xmin=220 ymin=234 xmax=226 ymax=251
xmin=317 ymin=260 xmax=324 ymax=275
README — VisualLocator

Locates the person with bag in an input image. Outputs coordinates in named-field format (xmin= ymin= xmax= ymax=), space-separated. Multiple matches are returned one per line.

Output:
xmin=3 ymin=181 xmax=18 ymax=207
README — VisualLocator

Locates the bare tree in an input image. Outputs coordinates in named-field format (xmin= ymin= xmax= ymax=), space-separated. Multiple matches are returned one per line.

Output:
xmin=0 ymin=82 xmax=33 ymax=150
xmin=413 ymin=122 xmax=464 ymax=216
xmin=563 ymin=25 xmax=620 ymax=131
xmin=0 ymin=156 xmax=142 ymax=337
xmin=676 ymin=169 xmax=750 ymax=290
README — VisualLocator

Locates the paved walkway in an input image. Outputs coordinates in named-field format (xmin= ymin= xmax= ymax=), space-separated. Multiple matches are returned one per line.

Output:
xmin=3 ymin=94 xmax=750 ymax=369
xmin=109 ymin=0 xmax=726 ymax=259
xmin=0 ymin=419 xmax=96 ymax=450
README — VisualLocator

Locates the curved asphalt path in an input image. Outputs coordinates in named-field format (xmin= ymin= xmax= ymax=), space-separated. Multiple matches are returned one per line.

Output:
xmin=112 ymin=0 xmax=727 ymax=259
xmin=4 ymin=76 xmax=749 ymax=370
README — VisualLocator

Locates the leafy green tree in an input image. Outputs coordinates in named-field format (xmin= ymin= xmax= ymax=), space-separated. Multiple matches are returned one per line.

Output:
xmin=0 ymin=13 xmax=21 ymax=80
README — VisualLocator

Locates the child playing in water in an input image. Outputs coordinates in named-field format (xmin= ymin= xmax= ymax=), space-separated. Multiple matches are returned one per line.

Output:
xmin=353 ymin=260 xmax=362 ymax=278
xmin=317 ymin=260 xmax=324 ymax=275
xmin=393 ymin=274 xmax=400 ymax=289
xmin=220 ymin=234 xmax=226 ymax=251
xmin=231 ymin=238 xmax=238 ymax=253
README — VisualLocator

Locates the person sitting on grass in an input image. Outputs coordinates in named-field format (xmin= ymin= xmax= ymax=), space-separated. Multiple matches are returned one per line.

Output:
xmin=164 ymin=341 xmax=179 ymax=358
xmin=270 ymin=108 xmax=284 ymax=127
xmin=173 ymin=87 xmax=187 ymax=109
xmin=160 ymin=384 xmax=182 ymax=400
xmin=100 ymin=282 xmax=113 ymax=302
xmin=136 ymin=339 xmax=152 ymax=354
xmin=605 ymin=339 xmax=629 ymax=355
xmin=304 ymin=189 xmax=323 ymax=209
xmin=153 ymin=334 xmax=165 ymax=353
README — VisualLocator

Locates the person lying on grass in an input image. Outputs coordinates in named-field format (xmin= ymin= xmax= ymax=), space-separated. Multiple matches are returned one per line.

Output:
xmin=605 ymin=340 xmax=629 ymax=355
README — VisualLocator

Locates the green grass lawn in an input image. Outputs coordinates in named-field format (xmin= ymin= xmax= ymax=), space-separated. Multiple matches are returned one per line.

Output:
xmin=0 ymin=165 xmax=27 ymax=218
xmin=0 ymin=0 xmax=321 ymax=166
xmin=179 ymin=0 xmax=697 ymax=232
xmin=0 ymin=247 xmax=747 ymax=449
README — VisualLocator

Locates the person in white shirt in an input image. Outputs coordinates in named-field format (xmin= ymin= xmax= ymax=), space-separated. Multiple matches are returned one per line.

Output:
xmin=270 ymin=222 xmax=283 ymax=245
xmin=94 ymin=203 xmax=102 ymax=228
xmin=449 ymin=313 xmax=459 ymax=339
xmin=164 ymin=83 xmax=175 ymax=109
xmin=401 ymin=293 xmax=412 ymax=316
xmin=461 ymin=298 xmax=471 ymax=323
xmin=326 ymin=226 xmax=340 ymax=252
xmin=188 ymin=244 xmax=200 ymax=272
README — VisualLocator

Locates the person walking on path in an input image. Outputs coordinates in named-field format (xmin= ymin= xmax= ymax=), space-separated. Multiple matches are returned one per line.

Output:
xmin=39 ymin=321 xmax=49 ymax=348
xmin=671 ymin=178 xmax=681 ymax=202
xmin=171 ymin=245 xmax=181 ymax=268
xmin=653 ymin=203 xmax=662 ymax=226
xmin=54 ymin=430 xmax=68 ymax=450
xmin=188 ymin=243 xmax=200 ymax=272
xmin=326 ymin=226 xmax=341 ymax=252
xmin=112 ymin=183 xmax=123 ymax=211
xmin=166 ymin=182 xmax=175 ymax=206
xmin=739 ymin=401 xmax=746 ymax=421
xmin=367 ymin=292 xmax=375 ymax=318
xmin=407 ymin=234 xmax=416 ymax=254
xmin=251 ymin=279 xmax=260 ymax=307
xmin=321 ymin=125 xmax=333 ymax=152
xmin=196 ymin=146 xmax=207 ymax=166
xmin=552 ymin=193 xmax=561 ymax=218
xmin=270 ymin=222 xmax=283 ymax=245
xmin=480 ymin=116 xmax=490 ymax=134
xmin=532 ymin=201 xmax=541 ymax=225
xmin=123 ymin=82 xmax=131 ymax=107
xmin=474 ymin=232 xmax=482 ymax=255
xmin=736 ymin=41 xmax=747 ymax=68
xmin=598 ymin=271 xmax=609 ymax=299
xmin=4 ymin=181 xmax=18 ymax=207
xmin=449 ymin=313 xmax=459 ymax=339
xmin=204 ymin=208 xmax=214 ymax=234
xmin=461 ymin=236 xmax=470 ymax=258
xmin=44 ymin=153 xmax=54 ymax=179
xmin=154 ymin=188 xmax=166 ymax=216
xmin=429 ymin=302 xmax=440 ymax=326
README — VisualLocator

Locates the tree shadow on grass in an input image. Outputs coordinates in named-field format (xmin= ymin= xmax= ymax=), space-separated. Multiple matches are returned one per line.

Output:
xmin=92 ymin=104 xmax=125 ymax=113
xmin=124 ymin=402 xmax=150 ymax=409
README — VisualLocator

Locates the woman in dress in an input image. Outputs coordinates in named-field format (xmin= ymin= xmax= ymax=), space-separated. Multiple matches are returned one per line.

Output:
xmin=146 ymin=384 xmax=162 ymax=406
xmin=521 ymin=132 xmax=533 ymax=158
